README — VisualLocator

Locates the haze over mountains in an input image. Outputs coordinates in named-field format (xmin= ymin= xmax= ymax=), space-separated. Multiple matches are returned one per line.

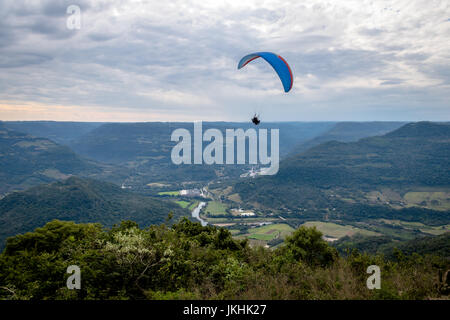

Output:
xmin=0 ymin=120 xmax=448 ymax=250
xmin=2 ymin=121 xmax=103 ymax=145
xmin=1 ymin=120 xmax=448 ymax=190
xmin=69 ymin=122 xmax=335 ymax=163
xmin=291 ymin=121 xmax=406 ymax=155
xmin=0 ymin=122 xmax=131 ymax=194
xmin=0 ymin=121 xmax=335 ymax=186
xmin=0 ymin=122 xmax=101 ymax=194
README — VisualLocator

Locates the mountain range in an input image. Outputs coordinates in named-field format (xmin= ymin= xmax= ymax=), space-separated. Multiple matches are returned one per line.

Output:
xmin=0 ymin=123 xmax=133 ymax=195
xmin=233 ymin=122 xmax=450 ymax=221
xmin=1 ymin=120 xmax=448 ymax=248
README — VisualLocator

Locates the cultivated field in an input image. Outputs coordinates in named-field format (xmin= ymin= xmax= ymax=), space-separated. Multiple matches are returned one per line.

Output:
xmin=204 ymin=201 xmax=228 ymax=216
xmin=378 ymin=219 xmax=450 ymax=236
xmin=157 ymin=190 xmax=180 ymax=196
xmin=245 ymin=223 xmax=295 ymax=241
xmin=301 ymin=221 xmax=380 ymax=239
xmin=174 ymin=200 xmax=190 ymax=208
xmin=403 ymin=191 xmax=450 ymax=211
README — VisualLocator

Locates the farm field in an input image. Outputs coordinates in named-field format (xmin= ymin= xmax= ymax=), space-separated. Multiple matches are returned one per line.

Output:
xmin=378 ymin=219 xmax=450 ymax=236
xmin=403 ymin=191 xmax=450 ymax=211
xmin=228 ymin=193 xmax=242 ymax=203
xmin=147 ymin=183 xmax=171 ymax=188
xmin=157 ymin=190 xmax=180 ymax=196
xmin=301 ymin=221 xmax=380 ymax=239
xmin=174 ymin=200 xmax=190 ymax=208
xmin=245 ymin=223 xmax=295 ymax=241
xmin=204 ymin=201 xmax=228 ymax=216
xmin=205 ymin=217 xmax=278 ymax=224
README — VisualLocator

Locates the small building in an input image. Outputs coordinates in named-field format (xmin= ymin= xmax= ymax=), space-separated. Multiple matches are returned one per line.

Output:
xmin=180 ymin=189 xmax=202 ymax=197
xmin=231 ymin=208 xmax=256 ymax=217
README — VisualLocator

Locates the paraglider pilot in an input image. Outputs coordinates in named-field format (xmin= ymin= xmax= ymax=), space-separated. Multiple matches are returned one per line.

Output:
xmin=251 ymin=114 xmax=260 ymax=125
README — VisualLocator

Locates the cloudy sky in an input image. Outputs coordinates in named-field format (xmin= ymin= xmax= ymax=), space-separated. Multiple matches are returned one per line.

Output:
xmin=0 ymin=0 xmax=449 ymax=122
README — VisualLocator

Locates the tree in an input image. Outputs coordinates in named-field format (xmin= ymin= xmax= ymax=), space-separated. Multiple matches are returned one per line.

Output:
xmin=282 ymin=226 xmax=337 ymax=267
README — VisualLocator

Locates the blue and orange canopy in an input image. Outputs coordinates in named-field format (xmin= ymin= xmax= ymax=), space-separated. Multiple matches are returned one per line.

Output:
xmin=237 ymin=52 xmax=293 ymax=92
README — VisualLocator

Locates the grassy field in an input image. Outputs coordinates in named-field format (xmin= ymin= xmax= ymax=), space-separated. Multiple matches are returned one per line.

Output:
xmin=228 ymin=193 xmax=242 ymax=203
xmin=301 ymin=221 xmax=380 ymax=239
xmin=157 ymin=190 xmax=180 ymax=196
xmin=147 ymin=183 xmax=171 ymax=188
xmin=378 ymin=219 xmax=450 ymax=236
xmin=365 ymin=189 xmax=450 ymax=211
xmin=403 ymin=191 xmax=450 ymax=211
xmin=174 ymin=200 xmax=190 ymax=208
xmin=204 ymin=217 xmax=278 ymax=224
xmin=370 ymin=224 xmax=418 ymax=240
xmin=245 ymin=223 xmax=295 ymax=241
xmin=204 ymin=201 xmax=228 ymax=216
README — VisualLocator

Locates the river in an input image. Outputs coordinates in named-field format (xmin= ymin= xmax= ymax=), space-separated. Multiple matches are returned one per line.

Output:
xmin=191 ymin=201 xmax=208 ymax=226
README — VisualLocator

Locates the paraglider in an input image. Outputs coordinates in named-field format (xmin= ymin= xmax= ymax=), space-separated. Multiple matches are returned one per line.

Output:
xmin=251 ymin=114 xmax=260 ymax=125
xmin=237 ymin=52 xmax=293 ymax=93
xmin=238 ymin=52 xmax=293 ymax=125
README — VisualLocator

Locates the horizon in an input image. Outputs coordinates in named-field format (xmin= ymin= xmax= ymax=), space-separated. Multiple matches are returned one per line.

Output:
xmin=1 ymin=119 xmax=448 ymax=124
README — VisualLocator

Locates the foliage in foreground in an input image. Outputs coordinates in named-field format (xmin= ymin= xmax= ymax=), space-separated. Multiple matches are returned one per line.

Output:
xmin=0 ymin=218 xmax=448 ymax=300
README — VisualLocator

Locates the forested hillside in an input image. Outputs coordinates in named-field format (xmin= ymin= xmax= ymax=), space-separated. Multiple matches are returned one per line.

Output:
xmin=0 ymin=219 xmax=447 ymax=300
xmin=333 ymin=232 xmax=450 ymax=258
xmin=0 ymin=124 xmax=103 ymax=194
xmin=0 ymin=177 xmax=189 ymax=247
xmin=234 ymin=122 xmax=450 ymax=212
xmin=0 ymin=124 xmax=129 ymax=194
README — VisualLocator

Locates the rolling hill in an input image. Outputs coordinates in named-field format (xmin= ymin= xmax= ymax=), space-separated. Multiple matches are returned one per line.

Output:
xmin=333 ymin=232 xmax=450 ymax=258
xmin=279 ymin=121 xmax=450 ymax=188
xmin=291 ymin=121 xmax=406 ymax=155
xmin=0 ymin=176 xmax=189 ymax=247
xmin=70 ymin=122 xmax=334 ymax=162
xmin=0 ymin=123 xmax=102 ymax=194
xmin=0 ymin=123 xmax=129 ymax=194
xmin=68 ymin=122 xmax=334 ymax=184
xmin=233 ymin=122 xmax=450 ymax=222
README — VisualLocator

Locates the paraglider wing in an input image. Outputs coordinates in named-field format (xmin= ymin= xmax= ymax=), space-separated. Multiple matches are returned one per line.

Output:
xmin=237 ymin=52 xmax=293 ymax=92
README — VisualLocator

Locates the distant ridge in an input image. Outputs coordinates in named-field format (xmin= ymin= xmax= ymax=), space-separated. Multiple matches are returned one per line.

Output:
xmin=385 ymin=121 xmax=450 ymax=138
xmin=290 ymin=121 xmax=406 ymax=155
xmin=2 ymin=121 xmax=102 ymax=145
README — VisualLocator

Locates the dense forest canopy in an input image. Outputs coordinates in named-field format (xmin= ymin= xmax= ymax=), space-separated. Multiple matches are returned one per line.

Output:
xmin=0 ymin=219 xmax=448 ymax=300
